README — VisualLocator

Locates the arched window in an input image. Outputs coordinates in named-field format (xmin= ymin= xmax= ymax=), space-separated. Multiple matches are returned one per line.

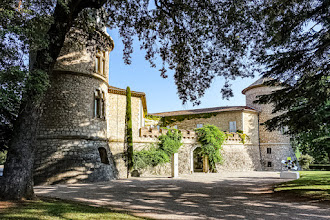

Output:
xmin=98 ymin=147 xmax=109 ymax=164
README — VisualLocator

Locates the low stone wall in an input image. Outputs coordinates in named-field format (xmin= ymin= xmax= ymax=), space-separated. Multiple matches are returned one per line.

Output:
xmin=34 ymin=138 xmax=117 ymax=184
xmin=139 ymin=127 xmax=196 ymax=140
xmin=107 ymin=128 xmax=261 ymax=178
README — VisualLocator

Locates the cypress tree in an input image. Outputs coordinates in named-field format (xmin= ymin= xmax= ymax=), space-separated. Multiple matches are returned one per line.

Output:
xmin=125 ymin=86 xmax=133 ymax=177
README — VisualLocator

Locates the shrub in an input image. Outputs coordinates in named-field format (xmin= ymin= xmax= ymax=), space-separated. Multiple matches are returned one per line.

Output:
xmin=158 ymin=129 xmax=182 ymax=155
xmin=299 ymin=154 xmax=314 ymax=170
xmin=0 ymin=151 xmax=7 ymax=165
xmin=133 ymin=146 xmax=169 ymax=170
xmin=196 ymin=124 xmax=226 ymax=172
xmin=133 ymin=129 xmax=182 ymax=170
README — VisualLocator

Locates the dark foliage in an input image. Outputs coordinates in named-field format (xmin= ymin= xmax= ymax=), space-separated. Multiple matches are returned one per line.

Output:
xmin=125 ymin=86 xmax=133 ymax=174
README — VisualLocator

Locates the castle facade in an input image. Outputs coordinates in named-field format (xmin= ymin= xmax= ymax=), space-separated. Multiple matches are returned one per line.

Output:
xmin=33 ymin=29 xmax=296 ymax=184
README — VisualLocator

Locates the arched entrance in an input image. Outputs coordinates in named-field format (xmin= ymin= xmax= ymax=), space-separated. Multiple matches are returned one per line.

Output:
xmin=193 ymin=147 xmax=203 ymax=172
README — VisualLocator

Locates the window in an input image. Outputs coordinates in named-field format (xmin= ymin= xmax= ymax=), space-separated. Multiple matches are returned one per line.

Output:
xmin=196 ymin=124 xmax=203 ymax=128
xmin=94 ymin=90 xmax=105 ymax=119
xmin=95 ymin=50 xmax=106 ymax=76
xmin=98 ymin=147 xmax=109 ymax=164
xmin=139 ymin=101 xmax=144 ymax=128
xmin=267 ymin=162 xmax=272 ymax=167
xmin=267 ymin=148 xmax=272 ymax=154
xmin=229 ymin=121 xmax=236 ymax=132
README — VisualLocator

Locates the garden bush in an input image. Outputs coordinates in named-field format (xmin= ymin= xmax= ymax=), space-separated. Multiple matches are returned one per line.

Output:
xmin=299 ymin=154 xmax=314 ymax=170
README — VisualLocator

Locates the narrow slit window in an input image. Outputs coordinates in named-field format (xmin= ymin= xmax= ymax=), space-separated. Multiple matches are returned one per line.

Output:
xmin=267 ymin=148 xmax=272 ymax=154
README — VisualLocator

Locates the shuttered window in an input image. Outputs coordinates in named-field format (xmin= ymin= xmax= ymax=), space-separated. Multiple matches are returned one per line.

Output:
xmin=229 ymin=121 xmax=236 ymax=132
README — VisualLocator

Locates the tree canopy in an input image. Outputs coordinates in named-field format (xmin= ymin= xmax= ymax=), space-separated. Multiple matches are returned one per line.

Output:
xmin=0 ymin=0 xmax=329 ymax=200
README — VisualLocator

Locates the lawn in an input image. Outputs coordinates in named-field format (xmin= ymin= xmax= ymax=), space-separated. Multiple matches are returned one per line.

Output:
xmin=274 ymin=171 xmax=330 ymax=201
xmin=0 ymin=198 xmax=145 ymax=220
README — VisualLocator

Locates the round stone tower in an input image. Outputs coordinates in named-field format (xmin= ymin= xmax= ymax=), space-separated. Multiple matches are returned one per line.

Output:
xmin=242 ymin=77 xmax=296 ymax=170
xmin=34 ymin=28 xmax=118 ymax=184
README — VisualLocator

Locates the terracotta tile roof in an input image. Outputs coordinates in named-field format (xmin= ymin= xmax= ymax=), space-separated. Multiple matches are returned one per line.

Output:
xmin=150 ymin=106 xmax=258 ymax=117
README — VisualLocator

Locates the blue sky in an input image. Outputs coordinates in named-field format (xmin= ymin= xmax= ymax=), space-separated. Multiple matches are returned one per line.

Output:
xmin=107 ymin=29 xmax=260 ymax=114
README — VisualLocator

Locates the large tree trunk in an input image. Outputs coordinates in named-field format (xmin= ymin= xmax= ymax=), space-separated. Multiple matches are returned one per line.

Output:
xmin=0 ymin=99 xmax=42 ymax=200
xmin=0 ymin=0 xmax=107 ymax=200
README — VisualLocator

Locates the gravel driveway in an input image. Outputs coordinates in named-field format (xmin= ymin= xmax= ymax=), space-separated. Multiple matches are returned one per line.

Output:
xmin=35 ymin=171 xmax=330 ymax=219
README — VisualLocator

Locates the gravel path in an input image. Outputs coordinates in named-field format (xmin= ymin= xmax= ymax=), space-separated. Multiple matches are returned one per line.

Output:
xmin=35 ymin=171 xmax=330 ymax=219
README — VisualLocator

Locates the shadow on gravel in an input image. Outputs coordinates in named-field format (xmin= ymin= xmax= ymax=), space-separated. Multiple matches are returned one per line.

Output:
xmin=35 ymin=176 xmax=330 ymax=219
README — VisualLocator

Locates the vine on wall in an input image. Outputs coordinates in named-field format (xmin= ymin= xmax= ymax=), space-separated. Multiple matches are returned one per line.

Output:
xmin=236 ymin=129 xmax=248 ymax=144
xmin=145 ymin=115 xmax=162 ymax=121
xmin=195 ymin=124 xmax=226 ymax=172
xmin=133 ymin=129 xmax=182 ymax=170
xmin=162 ymin=112 xmax=218 ymax=126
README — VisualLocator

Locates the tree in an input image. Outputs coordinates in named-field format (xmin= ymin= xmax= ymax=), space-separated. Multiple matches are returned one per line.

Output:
xmin=251 ymin=0 xmax=329 ymax=162
xmin=0 ymin=0 xmax=256 ymax=200
xmin=256 ymin=75 xmax=329 ymax=163
xmin=0 ymin=0 xmax=109 ymax=200
xmin=125 ymin=86 xmax=133 ymax=177
xmin=0 ymin=0 xmax=328 ymax=200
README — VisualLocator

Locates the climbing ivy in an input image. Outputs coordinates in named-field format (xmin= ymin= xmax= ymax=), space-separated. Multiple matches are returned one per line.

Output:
xmin=133 ymin=129 xmax=182 ymax=170
xmin=195 ymin=124 xmax=226 ymax=172
xmin=162 ymin=112 xmax=218 ymax=126
xmin=236 ymin=130 xmax=248 ymax=144
xmin=145 ymin=115 xmax=162 ymax=121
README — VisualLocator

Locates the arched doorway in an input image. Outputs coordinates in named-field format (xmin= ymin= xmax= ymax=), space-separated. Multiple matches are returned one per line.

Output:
xmin=193 ymin=147 xmax=203 ymax=172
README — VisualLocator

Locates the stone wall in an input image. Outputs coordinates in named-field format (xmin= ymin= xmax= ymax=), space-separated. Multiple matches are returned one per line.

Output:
xmin=260 ymin=144 xmax=297 ymax=171
xmin=217 ymin=145 xmax=261 ymax=171
xmin=164 ymin=111 xmax=244 ymax=131
xmin=34 ymin=138 xmax=117 ymax=184
xmin=244 ymin=85 xmax=293 ymax=170
xmin=245 ymin=86 xmax=290 ymax=144
xmin=107 ymin=93 xmax=143 ymax=142
xmin=34 ymin=27 xmax=117 ymax=185
xmin=35 ymin=71 xmax=117 ymax=184
xmin=242 ymin=111 xmax=259 ymax=145
xmin=54 ymin=28 xmax=112 ymax=79
xmin=110 ymin=129 xmax=262 ymax=178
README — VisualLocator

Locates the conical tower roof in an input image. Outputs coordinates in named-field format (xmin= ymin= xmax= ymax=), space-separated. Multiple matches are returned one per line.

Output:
xmin=242 ymin=77 xmax=273 ymax=94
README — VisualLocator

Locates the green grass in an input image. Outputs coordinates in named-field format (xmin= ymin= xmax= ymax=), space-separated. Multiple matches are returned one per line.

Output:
xmin=274 ymin=171 xmax=330 ymax=201
xmin=0 ymin=198 xmax=145 ymax=220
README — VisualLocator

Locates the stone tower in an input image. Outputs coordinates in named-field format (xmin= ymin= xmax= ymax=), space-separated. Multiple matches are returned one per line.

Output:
xmin=34 ymin=28 xmax=118 ymax=184
xmin=242 ymin=77 xmax=296 ymax=170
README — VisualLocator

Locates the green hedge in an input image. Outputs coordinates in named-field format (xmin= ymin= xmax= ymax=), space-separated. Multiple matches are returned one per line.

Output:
xmin=309 ymin=164 xmax=330 ymax=171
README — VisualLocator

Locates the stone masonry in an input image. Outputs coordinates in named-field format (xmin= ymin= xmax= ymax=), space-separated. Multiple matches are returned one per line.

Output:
xmin=34 ymin=26 xmax=296 ymax=184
